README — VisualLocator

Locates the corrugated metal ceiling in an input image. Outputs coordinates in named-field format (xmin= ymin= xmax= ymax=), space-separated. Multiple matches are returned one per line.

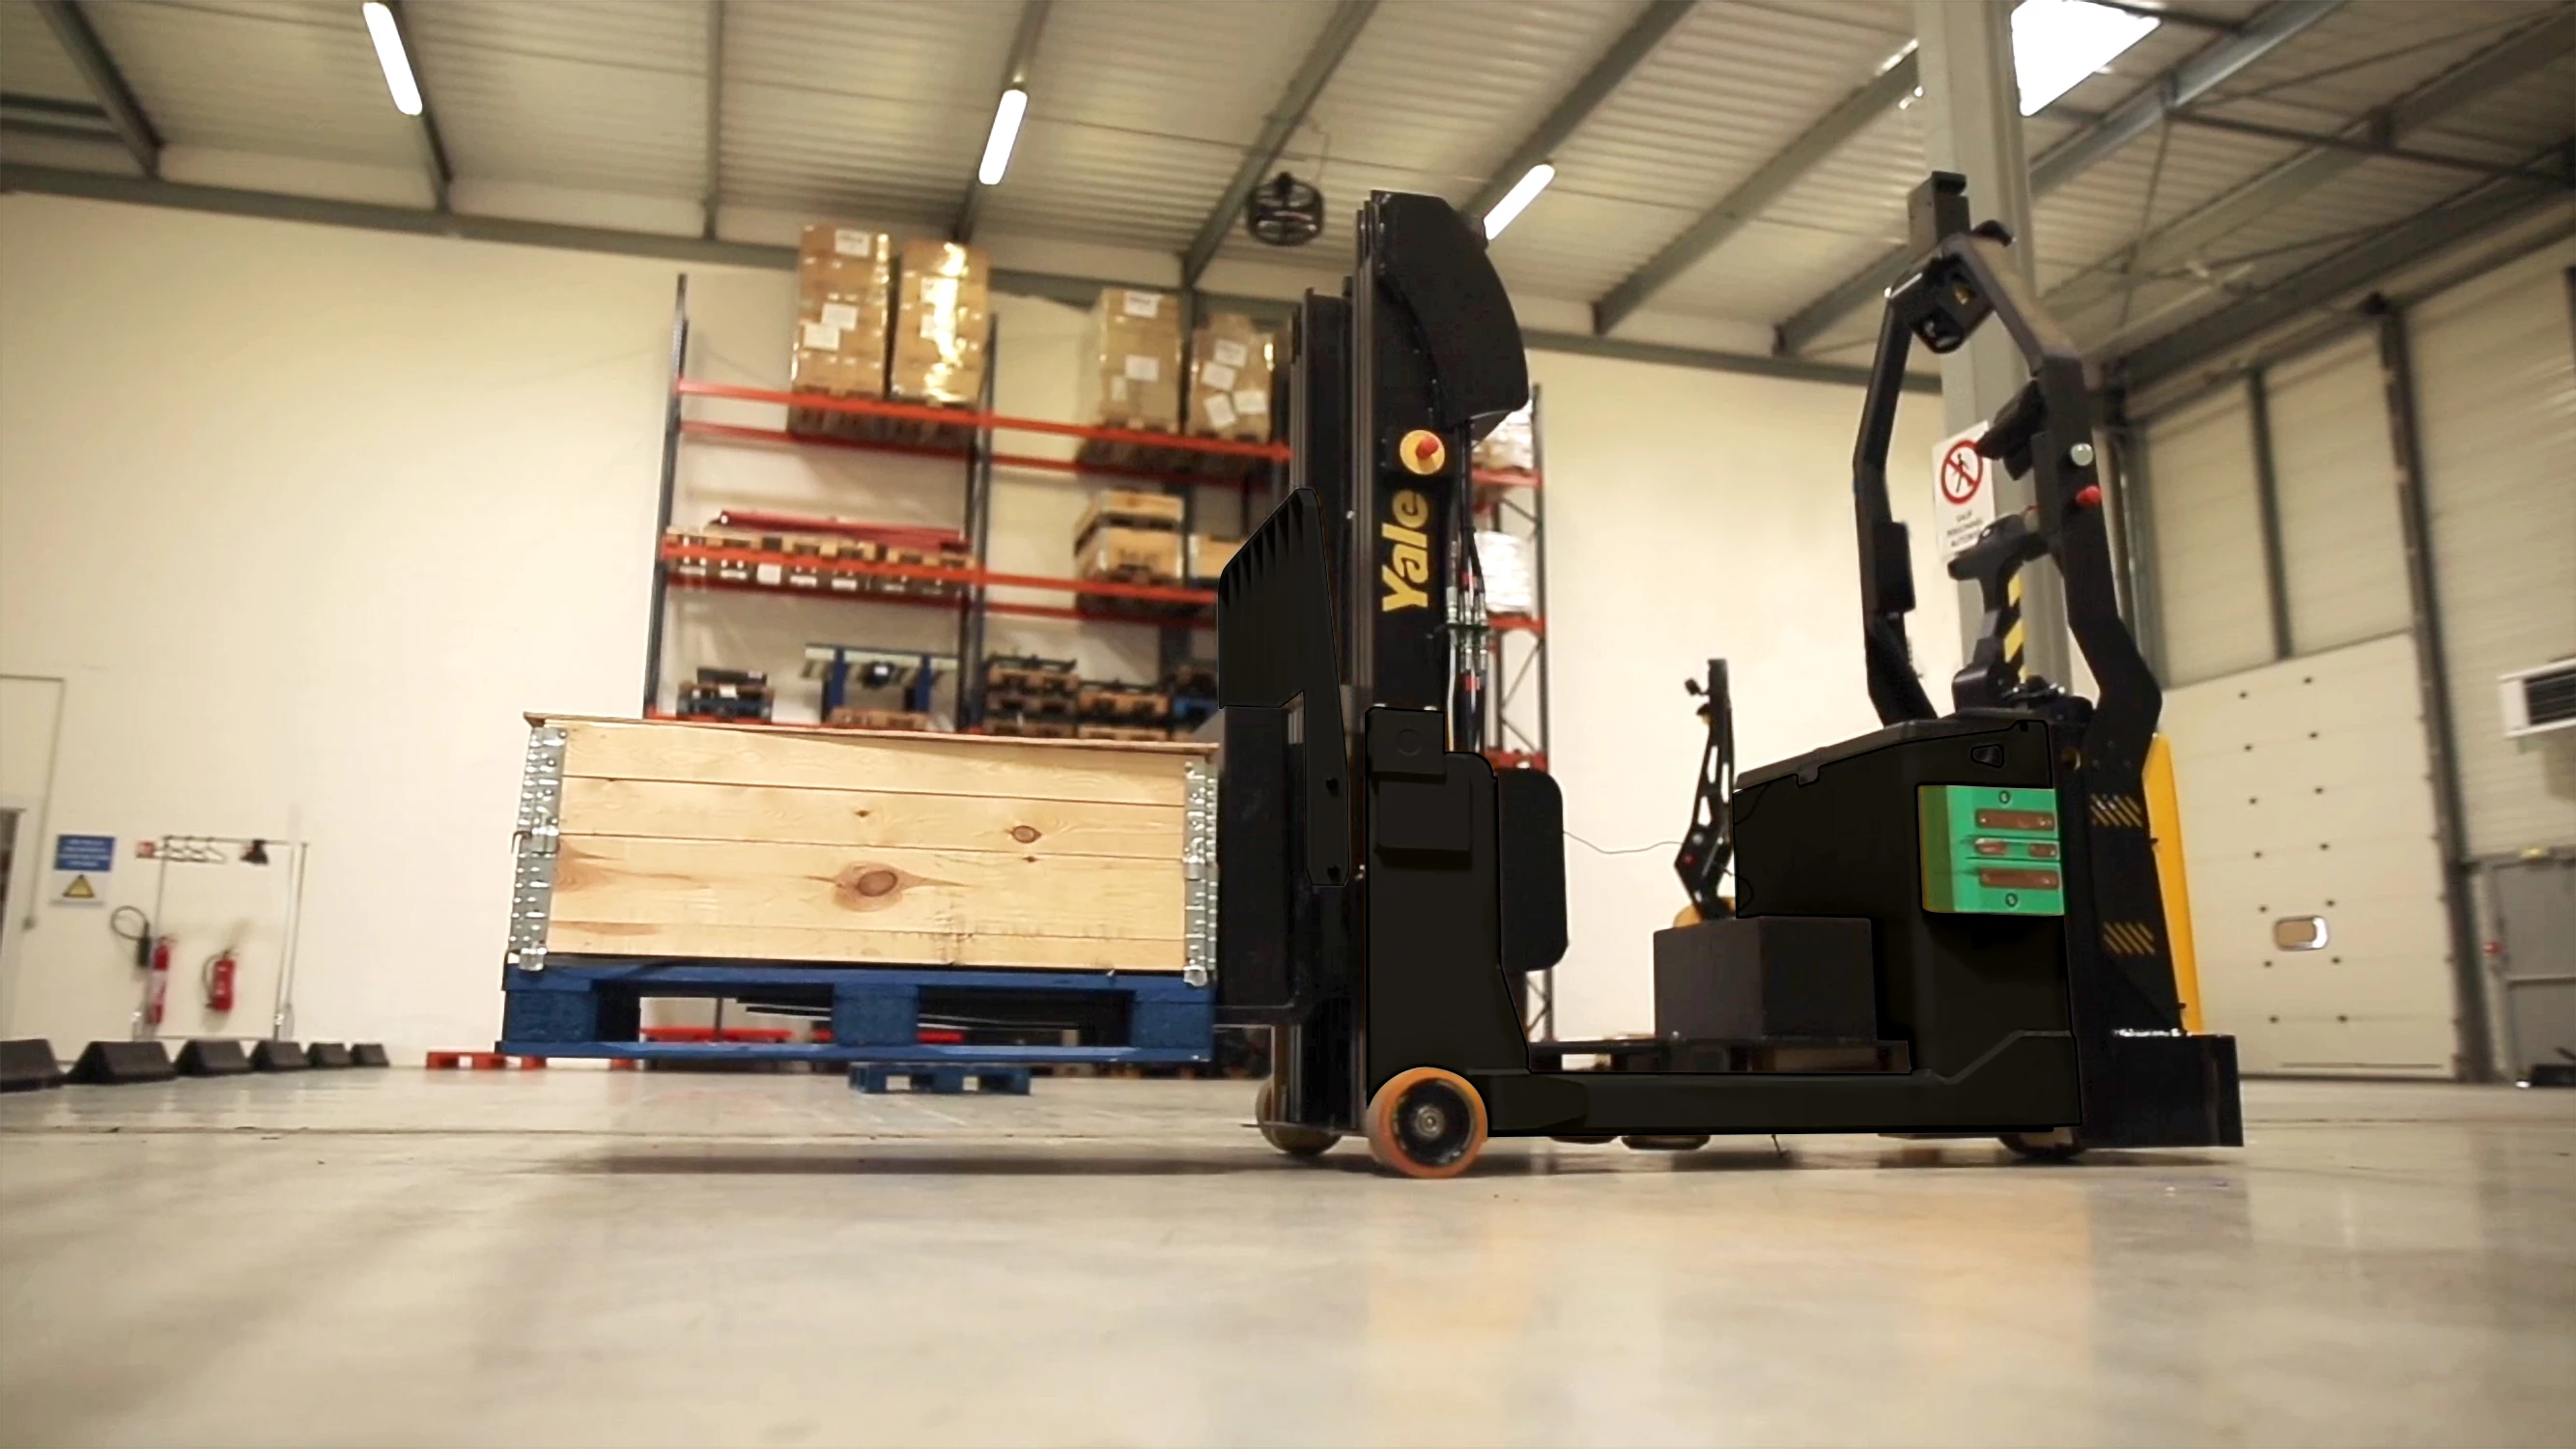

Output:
xmin=1 ymin=0 xmax=2566 ymax=370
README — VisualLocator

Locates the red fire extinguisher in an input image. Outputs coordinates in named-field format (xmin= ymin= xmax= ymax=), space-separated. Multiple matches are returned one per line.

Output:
xmin=145 ymin=936 xmax=174 ymax=1027
xmin=204 ymin=950 xmax=238 ymax=1013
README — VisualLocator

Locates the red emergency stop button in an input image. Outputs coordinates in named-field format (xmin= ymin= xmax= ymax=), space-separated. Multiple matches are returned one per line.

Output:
xmin=1397 ymin=429 xmax=1447 ymax=476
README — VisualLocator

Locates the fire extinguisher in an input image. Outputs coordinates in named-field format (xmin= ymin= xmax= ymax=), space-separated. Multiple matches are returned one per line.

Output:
xmin=145 ymin=936 xmax=174 ymax=1027
xmin=204 ymin=949 xmax=238 ymax=1013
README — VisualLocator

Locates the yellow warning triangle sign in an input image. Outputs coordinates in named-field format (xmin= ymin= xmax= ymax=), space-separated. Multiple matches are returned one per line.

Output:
xmin=61 ymin=874 xmax=95 ymax=899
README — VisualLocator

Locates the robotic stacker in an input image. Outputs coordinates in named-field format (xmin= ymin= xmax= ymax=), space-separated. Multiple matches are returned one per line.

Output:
xmin=1216 ymin=174 xmax=2243 ymax=1178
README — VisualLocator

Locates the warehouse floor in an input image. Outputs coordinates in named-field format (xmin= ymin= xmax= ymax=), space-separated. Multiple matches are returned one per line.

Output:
xmin=1 ymin=1072 xmax=2568 ymax=1448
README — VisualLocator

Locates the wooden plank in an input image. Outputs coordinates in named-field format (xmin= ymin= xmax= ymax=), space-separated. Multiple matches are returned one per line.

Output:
xmin=556 ymin=778 xmax=1182 ymax=859
xmin=544 ymin=922 xmax=1184 ymax=972
xmin=547 ymin=836 xmax=1181 ymax=942
xmin=552 ymin=719 xmax=1196 ymax=807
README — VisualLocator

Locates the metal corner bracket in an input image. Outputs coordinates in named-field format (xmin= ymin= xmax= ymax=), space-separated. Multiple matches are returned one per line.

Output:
xmin=1182 ymin=757 xmax=1219 ymax=989
xmin=506 ymin=725 xmax=567 ymax=972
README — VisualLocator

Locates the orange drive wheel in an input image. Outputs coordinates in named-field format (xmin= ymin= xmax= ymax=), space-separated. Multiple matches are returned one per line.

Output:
xmin=1256 ymin=1080 xmax=1340 ymax=1158
xmin=1363 ymin=1066 xmax=1488 ymax=1179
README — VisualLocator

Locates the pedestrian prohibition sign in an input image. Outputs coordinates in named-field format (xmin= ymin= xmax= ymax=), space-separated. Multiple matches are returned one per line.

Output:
xmin=1934 ymin=424 xmax=1994 ymax=561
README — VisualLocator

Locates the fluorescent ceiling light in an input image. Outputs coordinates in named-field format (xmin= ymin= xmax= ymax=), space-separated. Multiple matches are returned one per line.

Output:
xmin=2012 ymin=0 xmax=2159 ymax=116
xmin=978 ymin=88 xmax=1029 ymax=186
xmin=360 ymin=3 xmax=423 ymax=118
xmin=1482 ymin=162 xmax=1555 ymax=240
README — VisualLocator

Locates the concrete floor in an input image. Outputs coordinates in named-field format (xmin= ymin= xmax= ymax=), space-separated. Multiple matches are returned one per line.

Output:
xmin=0 ymin=1072 xmax=2568 ymax=1449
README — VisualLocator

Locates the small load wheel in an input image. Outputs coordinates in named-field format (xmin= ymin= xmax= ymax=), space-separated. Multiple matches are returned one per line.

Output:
xmin=1999 ymin=1127 xmax=2086 ymax=1161
xmin=1363 ymin=1067 xmax=1488 ymax=1179
xmin=1256 ymin=1080 xmax=1340 ymax=1158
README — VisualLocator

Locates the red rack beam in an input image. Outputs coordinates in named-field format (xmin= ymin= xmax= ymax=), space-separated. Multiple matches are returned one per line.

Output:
xmin=1490 ymin=612 xmax=1545 ymax=634
xmin=659 ymin=539 xmax=1216 ymax=609
xmin=677 ymin=380 xmax=1291 ymax=462
xmin=680 ymin=419 xmax=1269 ymax=492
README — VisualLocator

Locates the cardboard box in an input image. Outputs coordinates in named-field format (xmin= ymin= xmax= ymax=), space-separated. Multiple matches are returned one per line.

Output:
xmin=1078 ymin=525 xmax=1185 ymax=582
xmin=521 ymin=716 xmax=1213 ymax=971
xmin=1188 ymin=533 xmax=1241 ymax=582
xmin=790 ymin=225 xmax=893 ymax=400
xmin=1475 ymin=530 xmax=1535 ymax=615
xmin=1188 ymin=313 xmax=1276 ymax=442
xmin=1077 ymin=489 xmax=1186 ymax=539
xmin=891 ymin=239 xmax=989 ymax=406
xmin=1474 ymin=403 xmax=1536 ymax=474
xmin=1079 ymin=288 xmax=1184 ymax=431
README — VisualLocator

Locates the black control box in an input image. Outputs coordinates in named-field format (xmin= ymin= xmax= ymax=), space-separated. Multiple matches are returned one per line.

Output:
xmin=1652 ymin=916 xmax=1878 ymax=1043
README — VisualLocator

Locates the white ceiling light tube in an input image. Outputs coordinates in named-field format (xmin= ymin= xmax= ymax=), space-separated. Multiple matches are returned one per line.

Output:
xmin=2011 ymin=0 xmax=2159 ymax=116
xmin=1482 ymin=161 xmax=1555 ymax=240
xmin=978 ymin=87 xmax=1030 ymax=186
xmin=360 ymin=2 xmax=424 ymax=118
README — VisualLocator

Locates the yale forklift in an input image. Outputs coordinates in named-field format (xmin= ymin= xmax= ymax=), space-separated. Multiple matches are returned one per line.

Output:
xmin=1215 ymin=174 xmax=2242 ymax=1178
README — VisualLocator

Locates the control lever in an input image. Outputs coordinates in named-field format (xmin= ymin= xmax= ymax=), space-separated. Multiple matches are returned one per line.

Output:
xmin=1947 ymin=514 xmax=2052 ymax=712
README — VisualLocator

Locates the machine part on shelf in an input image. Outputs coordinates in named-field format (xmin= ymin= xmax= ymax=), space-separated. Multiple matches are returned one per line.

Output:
xmin=806 ymin=642 xmax=950 ymax=722
xmin=506 ymin=726 xmax=566 ymax=973
xmin=1674 ymin=659 xmax=1736 ymax=923
xmin=1212 ymin=180 xmax=2240 ymax=1177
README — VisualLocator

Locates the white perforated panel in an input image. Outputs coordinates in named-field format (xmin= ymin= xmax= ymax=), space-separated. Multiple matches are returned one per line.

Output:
xmin=2164 ymin=633 xmax=2456 ymax=1077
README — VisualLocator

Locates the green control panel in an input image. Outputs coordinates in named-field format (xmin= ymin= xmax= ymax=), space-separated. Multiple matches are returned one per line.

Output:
xmin=1918 ymin=784 xmax=2066 ymax=916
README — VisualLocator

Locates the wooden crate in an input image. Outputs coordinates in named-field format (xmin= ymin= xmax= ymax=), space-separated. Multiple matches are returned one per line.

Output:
xmin=524 ymin=716 xmax=1212 ymax=973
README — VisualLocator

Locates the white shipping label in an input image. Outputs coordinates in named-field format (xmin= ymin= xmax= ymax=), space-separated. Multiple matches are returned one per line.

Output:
xmin=755 ymin=562 xmax=784 ymax=585
xmin=1123 ymin=355 xmax=1162 ymax=384
xmin=1231 ymin=388 xmax=1269 ymax=417
xmin=920 ymin=275 xmax=959 ymax=308
xmin=800 ymin=322 xmax=842 ymax=352
xmin=1121 ymin=291 xmax=1164 ymax=319
xmin=1198 ymin=361 xmax=1237 ymax=391
xmin=819 ymin=302 xmax=862 ymax=330
xmin=834 ymin=228 xmax=872 ymax=256
xmin=1203 ymin=394 xmax=1238 ymax=430
xmin=1211 ymin=338 xmax=1250 ymax=368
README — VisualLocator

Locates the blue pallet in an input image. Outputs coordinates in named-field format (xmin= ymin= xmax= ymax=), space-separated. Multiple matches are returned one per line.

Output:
xmin=851 ymin=1063 xmax=1033 ymax=1095
xmin=497 ymin=959 xmax=1213 ymax=1066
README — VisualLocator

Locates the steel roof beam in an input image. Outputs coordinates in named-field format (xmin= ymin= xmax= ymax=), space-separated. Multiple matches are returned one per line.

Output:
xmin=954 ymin=0 xmax=1052 ymax=245
xmin=2119 ymin=156 xmax=2570 ymax=389
xmin=1773 ymin=0 xmax=2338 ymax=355
xmin=0 ymin=163 xmax=1933 ymax=394
xmin=1457 ymin=0 xmax=1697 ymax=223
xmin=1592 ymin=49 xmax=1918 ymax=335
xmin=378 ymin=1 xmax=454 ymax=212
xmin=701 ymin=0 xmax=724 ymax=240
xmin=1180 ymin=0 xmax=1375 ymax=288
xmin=31 ymin=0 xmax=160 ymax=178
xmin=2163 ymin=111 xmax=2574 ymax=184
xmin=2044 ymin=7 xmax=2576 ymax=320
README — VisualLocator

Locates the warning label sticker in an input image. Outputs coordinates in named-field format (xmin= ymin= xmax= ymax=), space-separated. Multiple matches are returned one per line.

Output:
xmin=1936 ymin=424 xmax=1995 ymax=561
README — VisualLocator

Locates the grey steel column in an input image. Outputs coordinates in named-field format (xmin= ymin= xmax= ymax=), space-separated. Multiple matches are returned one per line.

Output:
xmin=1912 ymin=0 xmax=2071 ymax=687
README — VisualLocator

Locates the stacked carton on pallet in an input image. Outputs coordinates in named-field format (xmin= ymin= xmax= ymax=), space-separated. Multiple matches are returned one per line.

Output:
xmin=786 ymin=226 xmax=893 ymax=440
xmin=892 ymin=240 xmax=991 ymax=446
xmin=1075 ymin=488 xmax=1186 ymax=584
xmin=1187 ymin=312 xmax=1277 ymax=477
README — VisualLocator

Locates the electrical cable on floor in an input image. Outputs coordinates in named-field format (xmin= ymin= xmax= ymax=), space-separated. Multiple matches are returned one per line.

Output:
xmin=1563 ymin=832 xmax=1683 ymax=857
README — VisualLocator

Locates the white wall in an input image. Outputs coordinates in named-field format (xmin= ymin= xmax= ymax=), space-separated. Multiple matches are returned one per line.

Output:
xmin=2 ymin=192 xmax=1955 ymax=1052
xmin=1535 ymin=349 xmax=1959 ymax=1038
xmin=0 ymin=194 xmax=678 ymax=1053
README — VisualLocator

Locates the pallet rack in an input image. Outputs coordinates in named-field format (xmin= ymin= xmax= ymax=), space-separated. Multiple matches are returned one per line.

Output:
xmin=640 ymin=277 xmax=1288 ymax=729
xmin=1468 ymin=387 xmax=1556 ymax=1038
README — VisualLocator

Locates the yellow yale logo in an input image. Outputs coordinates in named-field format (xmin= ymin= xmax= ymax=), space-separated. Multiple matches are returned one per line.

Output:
xmin=1380 ymin=488 xmax=1431 ymax=612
